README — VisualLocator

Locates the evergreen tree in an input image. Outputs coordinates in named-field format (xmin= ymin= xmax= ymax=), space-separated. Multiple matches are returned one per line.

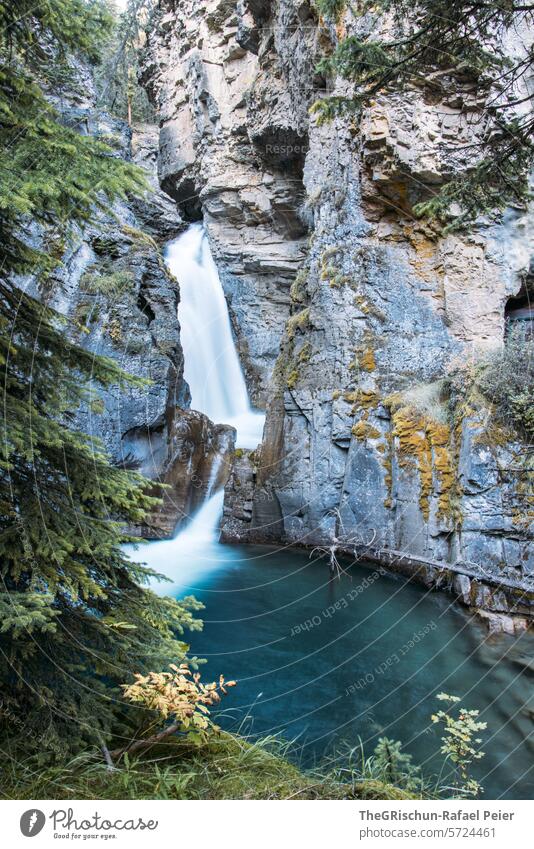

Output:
xmin=0 ymin=0 xmax=201 ymax=756
xmin=313 ymin=0 xmax=534 ymax=231
xmin=96 ymin=0 xmax=156 ymax=124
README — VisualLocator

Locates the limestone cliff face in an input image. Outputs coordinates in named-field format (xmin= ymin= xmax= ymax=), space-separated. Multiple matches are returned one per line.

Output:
xmin=141 ymin=0 xmax=315 ymax=405
xmin=145 ymin=0 xmax=533 ymax=615
xmin=23 ymin=62 xmax=234 ymax=538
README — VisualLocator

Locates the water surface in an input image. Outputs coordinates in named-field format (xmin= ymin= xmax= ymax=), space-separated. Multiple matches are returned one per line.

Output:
xmin=152 ymin=542 xmax=534 ymax=800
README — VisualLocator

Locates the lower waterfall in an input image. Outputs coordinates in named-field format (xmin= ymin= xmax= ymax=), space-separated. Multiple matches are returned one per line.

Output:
xmin=121 ymin=232 xmax=534 ymax=801
xmin=126 ymin=490 xmax=225 ymax=595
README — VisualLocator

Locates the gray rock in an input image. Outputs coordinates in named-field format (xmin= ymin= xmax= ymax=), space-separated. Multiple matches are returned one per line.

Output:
xmin=143 ymin=0 xmax=534 ymax=613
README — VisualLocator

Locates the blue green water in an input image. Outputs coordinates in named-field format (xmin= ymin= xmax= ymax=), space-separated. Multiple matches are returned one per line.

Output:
xmin=125 ymin=486 xmax=534 ymax=801
xmin=166 ymin=542 xmax=534 ymax=800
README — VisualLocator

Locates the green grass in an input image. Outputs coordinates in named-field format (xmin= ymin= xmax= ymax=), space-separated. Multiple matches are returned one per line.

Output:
xmin=80 ymin=268 xmax=135 ymax=298
xmin=0 ymin=732 xmax=416 ymax=801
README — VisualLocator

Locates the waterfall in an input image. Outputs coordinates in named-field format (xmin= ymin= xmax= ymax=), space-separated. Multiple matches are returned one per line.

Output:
xmin=125 ymin=224 xmax=263 ymax=574
xmin=165 ymin=223 xmax=264 ymax=450
xmin=124 ymin=224 xmax=264 ymax=577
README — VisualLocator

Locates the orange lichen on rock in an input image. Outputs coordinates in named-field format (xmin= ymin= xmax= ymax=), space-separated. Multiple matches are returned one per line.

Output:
xmin=390 ymin=404 xmax=455 ymax=520
xmin=428 ymin=421 xmax=455 ymax=517
xmin=343 ymin=389 xmax=379 ymax=412
xmin=359 ymin=347 xmax=376 ymax=371
xmin=355 ymin=389 xmax=379 ymax=409
xmin=351 ymin=420 xmax=381 ymax=441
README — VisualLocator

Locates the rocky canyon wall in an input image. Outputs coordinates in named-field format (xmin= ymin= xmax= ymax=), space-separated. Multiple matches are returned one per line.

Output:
xmin=23 ymin=62 xmax=234 ymax=538
xmin=144 ymin=0 xmax=533 ymax=621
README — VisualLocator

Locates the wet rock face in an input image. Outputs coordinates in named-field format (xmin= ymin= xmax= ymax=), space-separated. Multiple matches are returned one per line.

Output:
xmin=146 ymin=1 xmax=533 ymax=604
xmin=24 ymin=63 xmax=234 ymax=538
xmin=25 ymin=95 xmax=186 ymax=462
xmin=127 ymin=410 xmax=235 ymax=539
xmin=131 ymin=123 xmax=187 ymax=241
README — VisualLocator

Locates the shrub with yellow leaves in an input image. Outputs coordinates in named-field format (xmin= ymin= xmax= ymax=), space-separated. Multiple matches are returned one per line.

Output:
xmin=112 ymin=664 xmax=236 ymax=759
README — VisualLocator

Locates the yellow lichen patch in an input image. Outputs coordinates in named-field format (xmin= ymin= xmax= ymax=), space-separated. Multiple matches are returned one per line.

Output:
xmin=105 ymin=318 xmax=122 ymax=345
xmin=390 ymin=404 xmax=455 ymax=520
xmin=349 ymin=347 xmax=376 ymax=373
xmin=354 ymin=294 xmax=370 ymax=314
xmin=355 ymin=389 xmax=379 ymax=409
xmin=405 ymin=230 xmax=439 ymax=282
xmin=287 ymin=369 xmax=299 ymax=389
xmin=407 ymin=231 xmax=436 ymax=259
xmin=290 ymin=269 xmax=307 ymax=304
xmin=351 ymin=293 xmax=386 ymax=322
xmin=359 ymin=348 xmax=376 ymax=371
xmin=285 ymin=342 xmax=312 ymax=390
xmin=286 ymin=308 xmax=310 ymax=340
xmin=319 ymin=246 xmax=351 ymax=289
xmin=474 ymin=419 xmax=515 ymax=448
xmin=427 ymin=421 xmax=455 ymax=517
xmin=351 ymin=421 xmax=381 ymax=441
xmin=393 ymin=408 xmax=433 ymax=518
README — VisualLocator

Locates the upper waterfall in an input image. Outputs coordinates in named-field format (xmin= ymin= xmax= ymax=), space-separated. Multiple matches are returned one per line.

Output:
xmin=165 ymin=224 xmax=264 ymax=449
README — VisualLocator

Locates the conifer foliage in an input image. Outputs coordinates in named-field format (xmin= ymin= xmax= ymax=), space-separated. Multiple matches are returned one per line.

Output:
xmin=0 ymin=0 xmax=202 ymax=756
xmin=313 ymin=0 xmax=534 ymax=230
xmin=96 ymin=0 xmax=156 ymax=124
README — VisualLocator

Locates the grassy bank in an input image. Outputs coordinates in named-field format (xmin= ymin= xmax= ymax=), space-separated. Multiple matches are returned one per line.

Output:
xmin=0 ymin=732 xmax=415 ymax=801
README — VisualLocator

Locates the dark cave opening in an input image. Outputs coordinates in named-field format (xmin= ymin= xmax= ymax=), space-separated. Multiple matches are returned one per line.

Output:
xmin=505 ymin=285 xmax=534 ymax=338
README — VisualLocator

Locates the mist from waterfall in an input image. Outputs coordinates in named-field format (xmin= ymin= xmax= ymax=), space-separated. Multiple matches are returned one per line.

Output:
xmin=165 ymin=223 xmax=264 ymax=450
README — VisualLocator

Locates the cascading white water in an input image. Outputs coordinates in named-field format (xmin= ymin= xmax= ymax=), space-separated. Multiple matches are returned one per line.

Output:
xmin=124 ymin=490 xmax=226 ymax=595
xmin=125 ymin=224 xmax=265 ymax=574
xmin=165 ymin=223 xmax=264 ymax=450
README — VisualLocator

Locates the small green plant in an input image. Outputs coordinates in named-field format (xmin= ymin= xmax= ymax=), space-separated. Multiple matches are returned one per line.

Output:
xmin=287 ymin=307 xmax=310 ymax=339
xmin=81 ymin=268 xmax=135 ymax=298
xmin=126 ymin=336 xmax=148 ymax=355
xmin=371 ymin=737 xmax=422 ymax=792
xmin=330 ymin=737 xmax=422 ymax=794
xmin=314 ymin=0 xmax=345 ymax=21
xmin=90 ymin=397 xmax=105 ymax=415
xmin=122 ymin=224 xmax=159 ymax=252
xmin=432 ymin=693 xmax=487 ymax=798
xmin=478 ymin=329 xmax=534 ymax=440
xmin=290 ymin=269 xmax=308 ymax=304
xmin=74 ymin=300 xmax=100 ymax=329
